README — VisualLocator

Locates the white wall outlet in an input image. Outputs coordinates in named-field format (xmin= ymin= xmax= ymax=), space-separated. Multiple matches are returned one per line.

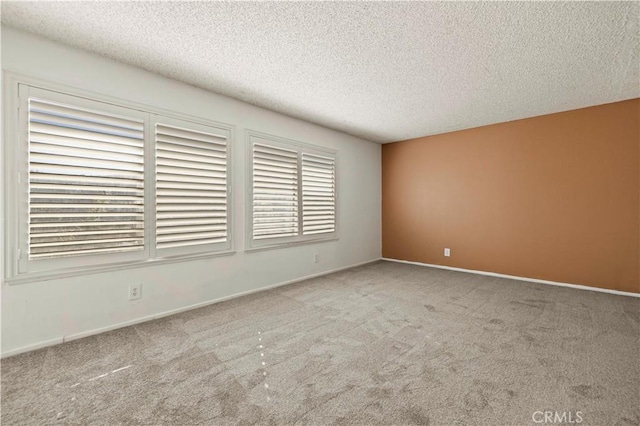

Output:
xmin=444 ymin=248 xmax=451 ymax=257
xmin=313 ymin=253 xmax=319 ymax=263
xmin=129 ymin=284 xmax=141 ymax=301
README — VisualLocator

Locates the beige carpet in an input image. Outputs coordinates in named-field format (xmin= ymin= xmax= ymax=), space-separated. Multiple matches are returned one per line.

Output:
xmin=2 ymin=260 xmax=639 ymax=425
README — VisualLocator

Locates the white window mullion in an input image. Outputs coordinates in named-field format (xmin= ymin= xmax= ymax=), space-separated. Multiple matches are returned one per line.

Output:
xmin=146 ymin=114 xmax=157 ymax=259
xmin=296 ymin=151 xmax=304 ymax=239
xmin=17 ymin=84 xmax=30 ymax=274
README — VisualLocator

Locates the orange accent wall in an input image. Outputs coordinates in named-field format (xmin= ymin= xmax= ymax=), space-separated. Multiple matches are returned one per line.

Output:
xmin=382 ymin=99 xmax=640 ymax=293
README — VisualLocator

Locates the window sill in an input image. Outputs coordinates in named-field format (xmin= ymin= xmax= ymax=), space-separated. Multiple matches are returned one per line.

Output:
xmin=5 ymin=250 xmax=237 ymax=286
xmin=245 ymin=237 xmax=339 ymax=254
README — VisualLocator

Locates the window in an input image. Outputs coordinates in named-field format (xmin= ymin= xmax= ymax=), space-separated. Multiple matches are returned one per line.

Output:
xmin=7 ymin=82 xmax=232 ymax=280
xmin=301 ymin=153 xmax=336 ymax=235
xmin=252 ymin=143 xmax=299 ymax=240
xmin=28 ymin=97 xmax=146 ymax=260
xmin=247 ymin=131 xmax=336 ymax=249
xmin=154 ymin=117 xmax=230 ymax=256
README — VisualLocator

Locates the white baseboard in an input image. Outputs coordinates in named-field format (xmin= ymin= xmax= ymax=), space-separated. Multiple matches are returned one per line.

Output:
xmin=382 ymin=258 xmax=640 ymax=298
xmin=1 ymin=259 xmax=380 ymax=358
xmin=1 ymin=337 xmax=64 ymax=358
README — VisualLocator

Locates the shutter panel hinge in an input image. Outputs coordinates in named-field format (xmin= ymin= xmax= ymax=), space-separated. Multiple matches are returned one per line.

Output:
xmin=17 ymin=248 xmax=21 ymax=259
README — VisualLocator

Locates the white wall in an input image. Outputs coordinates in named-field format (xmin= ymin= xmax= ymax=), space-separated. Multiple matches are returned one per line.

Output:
xmin=0 ymin=26 xmax=382 ymax=357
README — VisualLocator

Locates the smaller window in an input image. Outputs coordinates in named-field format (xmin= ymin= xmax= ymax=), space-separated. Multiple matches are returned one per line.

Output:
xmin=252 ymin=143 xmax=299 ymax=240
xmin=302 ymin=153 xmax=336 ymax=236
xmin=154 ymin=116 xmax=231 ymax=257
xmin=247 ymin=131 xmax=336 ymax=250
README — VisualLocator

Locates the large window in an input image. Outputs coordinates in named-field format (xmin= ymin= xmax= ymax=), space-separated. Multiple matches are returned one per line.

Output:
xmin=6 ymin=83 xmax=232 ymax=280
xmin=247 ymin=131 xmax=336 ymax=250
xmin=27 ymin=96 xmax=146 ymax=260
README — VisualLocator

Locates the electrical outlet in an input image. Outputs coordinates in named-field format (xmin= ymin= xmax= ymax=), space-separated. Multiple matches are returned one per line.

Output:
xmin=313 ymin=253 xmax=319 ymax=263
xmin=129 ymin=284 xmax=141 ymax=301
xmin=444 ymin=248 xmax=451 ymax=257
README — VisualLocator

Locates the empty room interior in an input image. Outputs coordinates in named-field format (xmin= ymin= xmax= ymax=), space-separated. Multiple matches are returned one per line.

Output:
xmin=1 ymin=2 xmax=639 ymax=425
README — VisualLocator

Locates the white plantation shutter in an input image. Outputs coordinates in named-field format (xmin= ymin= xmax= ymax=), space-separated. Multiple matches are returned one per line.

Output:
xmin=252 ymin=143 xmax=299 ymax=240
xmin=27 ymin=97 xmax=145 ymax=259
xmin=10 ymin=84 xmax=236 ymax=279
xmin=302 ymin=153 xmax=336 ymax=235
xmin=248 ymin=132 xmax=337 ymax=248
xmin=155 ymin=120 xmax=229 ymax=254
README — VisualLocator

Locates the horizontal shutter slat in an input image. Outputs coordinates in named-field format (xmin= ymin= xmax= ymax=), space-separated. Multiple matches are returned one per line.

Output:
xmin=157 ymin=165 xmax=226 ymax=179
xmin=156 ymin=146 xmax=225 ymax=164
xmin=29 ymin=245 xmax=142 ymax=259
xmin=156 ymin=218 xmax=226 ymax=228
xmin=304 ymin=228 xmax=336 ymax=235
xmin=30 ymin=173 xmax=143 ymax=189
xmin=254 ymin=231 xmax=297 ymax=239
xmin=156 ymin=125 xmax=226 ymax=146
xmin=157 ymin=140 xmax=226 ymax=157
xmin=30 ymin=111 xmax=144 ymax=140
xmin=254 ymin=164 xmax=297 ymax=175
xmin=30 ymin=133 xmax=143 ymax=155
xmin=157 ymin=231 xmax=227 ymax=243
xmin=30 ymin=144 xmax=143 ymax=166
xmin=253 ymin=144 xmax=298 ymax=159
xmin=31 ymin=236 xmax=142 ymax=249
xmin=156 ymin=237 xmax=227 ymax=249
xmin=254 ymin=214 xmax=298 ymax=220
xmin=30 ymin=164 xmax=143 ymax=180
xmin=157 ymin=156 xmax=226 ymax=170
xmin=30 ymin=229 xmax=144 ymax=243
xmin=30 ymin=214 xmax=144 ymax=224
xmin=30 ymin=99 xmax=144 ymax=131
xmin=30 ymin=152 xmax=143 ymax=172
xmin=254 ymin=158 xmax=298 ymax=170
xmin=157 ymin=195 xmax=227 ymax=204
xmin=30 ymin=122 xmax=143 ymax=145
xmin=157 ymin=224 xmax=227 ymax=235
xmin=30 ymin=222 xmax=143 ymax=233
xmin=301 ymin=169 xmax=334 ymax=180
xmin=156 ymin=211 xmax=227 ymax=219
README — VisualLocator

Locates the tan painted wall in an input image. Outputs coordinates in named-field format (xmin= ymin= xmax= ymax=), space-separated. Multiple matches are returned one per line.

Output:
xmin=382 ymin=99 xmax=640 ymax=293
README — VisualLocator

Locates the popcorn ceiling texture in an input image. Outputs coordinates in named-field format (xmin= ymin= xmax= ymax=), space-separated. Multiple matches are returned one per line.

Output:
xmin=1 ymin=1 xmax=638 ymax=143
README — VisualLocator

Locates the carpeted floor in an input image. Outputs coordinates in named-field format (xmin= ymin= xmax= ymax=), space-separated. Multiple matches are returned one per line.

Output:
xmin=1 ymin=260 xmax=639 ymax=425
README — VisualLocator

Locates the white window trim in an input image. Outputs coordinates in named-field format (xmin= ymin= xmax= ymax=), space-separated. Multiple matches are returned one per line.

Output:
xmin=17 ymin=86 xmax=151 ymax=275
xmin=2 ymin=72 xmax=236 ymax=284
xmin=245 ymin=129 xmax=338 ymax=253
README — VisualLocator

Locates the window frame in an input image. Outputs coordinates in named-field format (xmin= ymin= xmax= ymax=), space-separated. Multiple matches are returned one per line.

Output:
xmin=245 ymin=129 xmax=337 ymax=252
xmin=17 ymin=85 xmax=152 ymax=275
xmin=3 ymin=72 xmax=235 ymax=284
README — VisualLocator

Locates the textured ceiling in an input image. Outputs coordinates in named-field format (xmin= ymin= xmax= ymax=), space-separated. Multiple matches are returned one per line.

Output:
xmin=2 ymin=1 xmax=638 ymax=143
